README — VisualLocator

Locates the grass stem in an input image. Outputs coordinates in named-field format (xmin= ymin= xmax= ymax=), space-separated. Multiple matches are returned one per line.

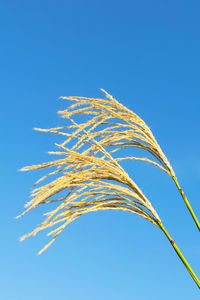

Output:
xmin=171 ymin=175 xmax=200 ymax=231
xmin=158 ymin=221 xmax=200 ymax=289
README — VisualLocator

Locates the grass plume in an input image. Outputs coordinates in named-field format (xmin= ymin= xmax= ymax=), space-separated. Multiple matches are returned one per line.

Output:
xmin=19 ymin=90 xmax=200 ymax=288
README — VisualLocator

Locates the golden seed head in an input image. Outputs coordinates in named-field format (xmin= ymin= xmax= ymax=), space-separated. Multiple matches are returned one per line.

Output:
xmin=19 ymin=90 xmax=175 ymax=254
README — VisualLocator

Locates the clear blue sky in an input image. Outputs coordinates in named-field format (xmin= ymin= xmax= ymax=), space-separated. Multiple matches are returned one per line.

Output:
xmin=1 ymin=1 xmax=200 ymax=299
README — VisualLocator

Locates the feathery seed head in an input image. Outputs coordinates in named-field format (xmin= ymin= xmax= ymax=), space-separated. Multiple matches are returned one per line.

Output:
xmin=19 ymin=90 xmax=173 ymax=254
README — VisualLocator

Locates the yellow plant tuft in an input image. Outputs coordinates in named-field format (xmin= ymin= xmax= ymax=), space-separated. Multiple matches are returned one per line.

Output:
xmin=19 ymin=90 xmax=200 ymax=289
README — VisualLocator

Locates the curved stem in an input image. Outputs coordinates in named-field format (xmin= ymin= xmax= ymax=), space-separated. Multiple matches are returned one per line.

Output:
xmin=157 ymin=220 xmax=200 ymax=289
xmin=171 ymin=175 xmax=200 ymax=231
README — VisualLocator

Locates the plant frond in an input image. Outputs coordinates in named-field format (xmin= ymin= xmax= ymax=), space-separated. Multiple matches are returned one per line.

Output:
xmin=19 ymin=130 xmax=160 ymax=253
xmin=19 ymin=91 xmax=200 ymax=290
xmin=20 ymin=90 xmax=178 ymax=254
xmin=59 ymin=90 xmax=175 ymax=176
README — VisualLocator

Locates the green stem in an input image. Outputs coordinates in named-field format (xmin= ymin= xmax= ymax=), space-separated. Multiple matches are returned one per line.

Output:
xmin=171 ymin=175 xmax=200 ymax=231
xmin=158 ymin=221 xmax=200 ymax=289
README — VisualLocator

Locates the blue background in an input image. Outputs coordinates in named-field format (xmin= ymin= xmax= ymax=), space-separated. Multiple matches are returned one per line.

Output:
xmin=1 ymin=1 xmax=200 ymax=299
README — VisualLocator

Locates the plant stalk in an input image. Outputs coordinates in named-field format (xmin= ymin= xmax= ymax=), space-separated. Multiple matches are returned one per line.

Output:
xmin=171 ymin=175 xmax=200 ymax=231
xmin=157 ymin=220 xmax=200 ymax=289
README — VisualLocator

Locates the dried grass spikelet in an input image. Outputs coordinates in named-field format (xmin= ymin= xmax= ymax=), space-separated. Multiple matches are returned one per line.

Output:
xmin=19 ymin=139 xmax=161 ymax=254
xmin=19 ymin=90 xmax=200 ymax=289
xmin=46 ymin=89 xmax=175 ymax=177
xmin=19 ymin=90 xmax=199 ymax=254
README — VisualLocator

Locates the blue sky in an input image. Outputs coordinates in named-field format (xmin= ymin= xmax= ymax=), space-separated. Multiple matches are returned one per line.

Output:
xmin=1 ymin=0 xmax=200 ymax=299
